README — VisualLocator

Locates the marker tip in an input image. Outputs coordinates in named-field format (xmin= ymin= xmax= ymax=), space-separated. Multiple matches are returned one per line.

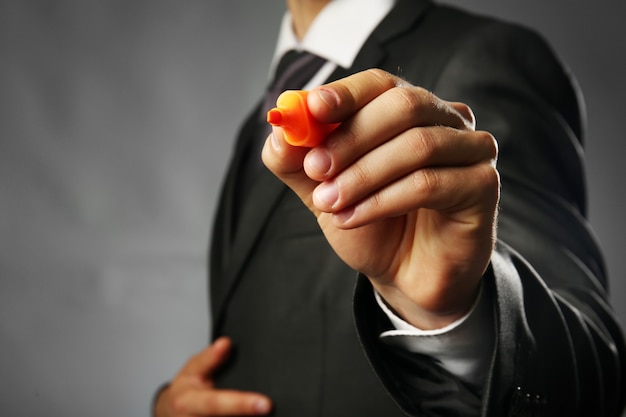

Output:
xmin=267 ymin=108 xmax=283 ymax=125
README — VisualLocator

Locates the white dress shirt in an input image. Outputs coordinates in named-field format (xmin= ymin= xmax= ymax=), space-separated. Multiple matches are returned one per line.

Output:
xmin=270 ymin=0 xmax=495 ymax=388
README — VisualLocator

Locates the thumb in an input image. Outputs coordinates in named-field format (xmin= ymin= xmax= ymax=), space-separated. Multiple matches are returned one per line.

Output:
xmin=182 ymin=337 xmax=233 ymax=378
xmin=262 ymin=127 xmax=320 ymax=214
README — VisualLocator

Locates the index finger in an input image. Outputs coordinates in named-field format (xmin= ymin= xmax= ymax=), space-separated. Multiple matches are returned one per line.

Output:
xmin=307 ymin=69 xmax=401 ymax=123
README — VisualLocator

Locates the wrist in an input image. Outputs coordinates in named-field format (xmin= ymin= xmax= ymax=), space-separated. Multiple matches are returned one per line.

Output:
xmin=372 ymin=278 xmax=482 ymax=330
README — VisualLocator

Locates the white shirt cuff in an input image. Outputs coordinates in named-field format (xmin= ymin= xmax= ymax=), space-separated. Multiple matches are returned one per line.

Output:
xmin=376 ymin=283 xmax=495 ymax=387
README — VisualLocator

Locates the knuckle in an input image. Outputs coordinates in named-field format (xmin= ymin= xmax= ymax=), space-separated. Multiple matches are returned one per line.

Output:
xmin=477 ymin=163 xmax=501 ymax=201
xmin=475 ymin=130 xmax=499 ymax=160
xmin=389 ymin=86 xmax=446 ymax=127
xmin=365 ymin=67 xmax=387 ymax=78
xmin=454 ymin=102 xmax=476 ymax=127
xmin=365 ymin=68 xmax=397 ymax=88
xmin=406 ymin=127 xmax=436 ymax=161
xmin=349 ymin=161 xmax=371 ymax=191
xmin=368 ymin=190 xmax=384 ymax=212
xmin=412 ymin=168 xmax=438 ymax=195
xmin=390 ymin=85 xmax=425 ymax=116
xmin=480 ymin=163 xmax=499 ymax=184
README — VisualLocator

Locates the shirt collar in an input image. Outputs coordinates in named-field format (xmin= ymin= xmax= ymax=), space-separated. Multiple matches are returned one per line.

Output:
xmin=270 ymin=0 xmax=395 ymax=75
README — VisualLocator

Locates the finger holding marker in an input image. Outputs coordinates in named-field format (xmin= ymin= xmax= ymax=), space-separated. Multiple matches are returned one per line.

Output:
xmin=264 ymin=89 xmax=341 ymax=214
xmin=262 ymin=124 xmax=321 ymax=215
xmin=263 ymin=70 xmax=489 ymax=225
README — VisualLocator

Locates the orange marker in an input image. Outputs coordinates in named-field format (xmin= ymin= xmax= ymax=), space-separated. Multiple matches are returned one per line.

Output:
xmin=267 ymin=90 xmax=339 ymax=147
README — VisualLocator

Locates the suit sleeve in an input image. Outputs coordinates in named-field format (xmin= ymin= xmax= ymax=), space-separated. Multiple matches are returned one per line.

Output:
xmin=354 ymin=20 xmax=626 ymax=417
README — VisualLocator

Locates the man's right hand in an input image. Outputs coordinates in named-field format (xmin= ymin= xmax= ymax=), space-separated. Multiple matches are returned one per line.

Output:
xmin=154 ymin=337 xmax=273 ymax=416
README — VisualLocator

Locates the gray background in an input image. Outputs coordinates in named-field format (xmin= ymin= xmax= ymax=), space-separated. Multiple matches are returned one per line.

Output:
xmin=0 ymin=1 xmax=624 ymax=416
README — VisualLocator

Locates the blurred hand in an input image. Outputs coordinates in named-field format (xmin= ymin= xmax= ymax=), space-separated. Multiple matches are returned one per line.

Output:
xmin=262 ymin=69 xmax=499 ymax=330
xmin=154 ymin=337 xmax=272 ymax=417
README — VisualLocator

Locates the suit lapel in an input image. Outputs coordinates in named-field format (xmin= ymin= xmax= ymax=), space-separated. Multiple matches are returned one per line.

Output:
xmin=212 ymin=0 xmax=433 ymax=323
xmin=210 ymin=103 xmax=260 ymax=273
xmin=211 ymin=100 xmax=290 ymax=317
xmin=323 ymin=0 xmax=433 ymax=83
xmin=225 ymin=167 xmax=286 ymax=284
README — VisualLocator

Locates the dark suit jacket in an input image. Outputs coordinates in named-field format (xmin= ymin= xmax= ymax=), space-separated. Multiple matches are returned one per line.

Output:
xmin=209 ymin=1 xmax=626 ymax=415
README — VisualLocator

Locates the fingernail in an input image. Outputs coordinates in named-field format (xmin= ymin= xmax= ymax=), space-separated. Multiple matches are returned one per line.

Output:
xmin=254 ymin=397 xmax=272 ymax=414
xmin=314 ymin=181 xmax=338 ymax=208
xmin=271 ymin=126 xmax=282 ymax=150
xmin=316 ymin=88 xmax=338 ymax=110
xmin=306 ymin=148 xmax=332 ymax=176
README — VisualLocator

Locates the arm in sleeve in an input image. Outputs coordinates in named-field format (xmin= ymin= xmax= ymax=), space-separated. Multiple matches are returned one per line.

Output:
xmin=354 ymin=19 xmax=626 ymax=417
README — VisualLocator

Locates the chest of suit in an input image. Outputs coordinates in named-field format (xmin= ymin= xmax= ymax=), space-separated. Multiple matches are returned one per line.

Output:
xmin=209 ymin=3 xmax=494 ymax=416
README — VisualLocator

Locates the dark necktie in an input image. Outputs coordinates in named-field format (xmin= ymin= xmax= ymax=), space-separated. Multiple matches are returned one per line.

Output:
xmin=260 ymin=50 xmax=328 ymax=126
xmin=233 ymin=51 xmax=327 ymax=225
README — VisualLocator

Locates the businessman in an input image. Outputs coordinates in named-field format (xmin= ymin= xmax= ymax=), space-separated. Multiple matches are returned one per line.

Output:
xmin=154 ymin=0 xmax=626 ymax=416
